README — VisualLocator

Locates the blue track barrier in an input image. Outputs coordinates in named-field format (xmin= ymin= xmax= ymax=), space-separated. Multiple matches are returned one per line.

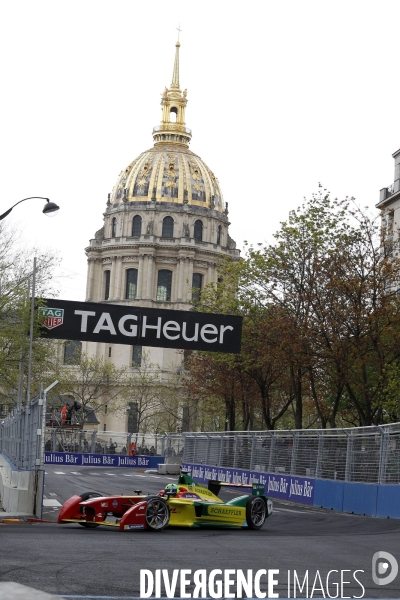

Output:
xmin=342 ymin=482 xmax=378 ymax=517
xmin=313 ymin=479 xmax=344 ymax=511
xmin=183 ymin=462 xmax=400 ymax=519
xmin=44 ymin=451 xmax=163 ymax=469
xmin=376 ymin=484 xmax=400 ymax=518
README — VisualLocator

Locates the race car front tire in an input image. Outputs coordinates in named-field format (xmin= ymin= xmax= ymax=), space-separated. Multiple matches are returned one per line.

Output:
xmin=79 ymin=492 xmax=103 ymax=527
xmin=246 ymin=496 xmax=267 ymax=530
xmin=79 ymin=492 xmax=103 ymax=501
xmin=144 ymin=497 xmax=170 ymax=531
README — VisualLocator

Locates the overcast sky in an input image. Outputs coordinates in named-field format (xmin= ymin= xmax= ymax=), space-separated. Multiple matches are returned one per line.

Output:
xmin=1 ymin=0 xmax=399 ymax=301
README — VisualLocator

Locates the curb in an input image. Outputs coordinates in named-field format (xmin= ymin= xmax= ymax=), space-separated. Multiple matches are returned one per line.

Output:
xmin=0 ymin=518 xmax=31 ymax=524
xmin=0 ymin=516 xmax=54 ymax=524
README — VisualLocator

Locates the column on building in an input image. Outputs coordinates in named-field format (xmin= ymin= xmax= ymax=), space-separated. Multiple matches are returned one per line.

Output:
xmin=186 ymin=256 xmax=194 ymax=301
xmin=93 ymin=260 xmax=102 ymax=301
xmin=207 ymin=262 xmax=215 ymax=285
xmin=145 ymin=254 xmax=154 ymax=299
xmin=176 ymin=255 xmax=185 ymax=301
xmin=85 ymin=258 xmax=95 ymax=301
xmin=114 ymin=256 xmax=123 ymax=300
xmin=109 ymin=256 xmax=117 ymax=299
xmin=137 ymin=253 xmax=145 ymax=299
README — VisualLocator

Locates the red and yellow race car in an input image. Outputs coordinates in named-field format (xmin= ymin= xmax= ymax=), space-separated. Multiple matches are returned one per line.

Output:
xmin=58 ymin=470 xmax=273 ymax=531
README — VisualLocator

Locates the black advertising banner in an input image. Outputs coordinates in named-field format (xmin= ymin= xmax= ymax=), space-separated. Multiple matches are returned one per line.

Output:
xmin=38 ymin=298 xmax=242 ymax=353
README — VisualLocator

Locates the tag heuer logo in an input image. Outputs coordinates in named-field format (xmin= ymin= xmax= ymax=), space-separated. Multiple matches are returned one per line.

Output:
xmin=39 ymin=307 xmax=64 ymax=330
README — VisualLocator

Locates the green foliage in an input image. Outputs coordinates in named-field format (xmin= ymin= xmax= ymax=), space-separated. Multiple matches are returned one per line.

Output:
xmin=0 ymin=222 xmax=61 ymax=408
xmin=55 ymin=352 xmax=126 ymax=424
xmin=188 ymin=188 xmax=400 ymax=430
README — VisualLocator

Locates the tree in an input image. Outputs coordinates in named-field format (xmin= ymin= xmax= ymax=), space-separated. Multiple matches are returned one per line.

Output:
xmin=56 ymin=352 xmax=125 ymax=425
xmin=0 ymin=221 xmax=60 ymax=409
xmin=190 ymin=189 xmax=400 ymax=430
xmin=314 ymin=207 xmax=400 ymax=426
xmin=119 ymin=351 xmax=167 ymax=437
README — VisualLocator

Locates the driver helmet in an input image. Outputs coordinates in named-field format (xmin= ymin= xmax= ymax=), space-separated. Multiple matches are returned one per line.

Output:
xmin=164 ymin=483 xmax=178 ymax=497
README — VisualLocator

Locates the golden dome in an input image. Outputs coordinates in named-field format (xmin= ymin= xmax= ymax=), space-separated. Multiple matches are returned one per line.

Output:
xmin=109 ymin=41 xmax=225 ymax=213
xmin=110 ymin=145 xmax=224 ymax=212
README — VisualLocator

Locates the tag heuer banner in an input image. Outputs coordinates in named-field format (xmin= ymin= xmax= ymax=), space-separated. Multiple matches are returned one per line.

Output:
xmin=38 ymin=299 xmax=242 ymax=353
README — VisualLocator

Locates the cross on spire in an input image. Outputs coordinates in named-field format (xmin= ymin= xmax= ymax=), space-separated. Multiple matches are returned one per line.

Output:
xmin=177 ymin=25 xmax=182 ymax=42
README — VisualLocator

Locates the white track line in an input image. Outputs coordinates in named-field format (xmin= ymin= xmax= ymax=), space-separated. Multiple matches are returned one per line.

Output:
xmin=43 ymin=499 xmax=61 ymax=507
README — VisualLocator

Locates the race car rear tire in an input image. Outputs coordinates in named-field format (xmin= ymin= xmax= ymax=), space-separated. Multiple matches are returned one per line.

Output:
xmin=246 ymin=496 xmax=267 ymax=530
xmin=145 ymin=497 xmax=170 ymax=531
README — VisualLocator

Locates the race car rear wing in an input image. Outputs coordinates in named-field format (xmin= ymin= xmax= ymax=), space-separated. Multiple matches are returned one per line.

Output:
xmin=208 ymin=480 xmax=265 ymax=497
xmin=178 ymin=470 xmax=265 ymax=497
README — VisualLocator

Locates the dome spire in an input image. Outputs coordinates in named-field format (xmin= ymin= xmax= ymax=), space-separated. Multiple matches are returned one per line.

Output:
xmin=171 ymin=26 xmax=181 ymax=88
xmin=152 ymin=32 xmax=192 ymax=147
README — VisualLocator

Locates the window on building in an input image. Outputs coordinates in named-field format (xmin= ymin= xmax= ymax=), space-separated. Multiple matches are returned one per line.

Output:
xmin=157 ymin=270 xmax=172 ymax=301
xmin=103 ymin=424 xmax=107 ymax=432
xmin=169 ymin=107 xmax=177 ymax=122
xmin=63 ymin=341 xmax=82 ymax=365
xmin=386 ymin=210 xmax=394 ymax=236
xmin=162 ymin=216 xmax=174 ymax=238
xmin=125 ymin=268 xmax=138 ymax=299
xmin=104 ymin=270 xmax=111 ymax=300
xmin=183 ymin=349 xmax=192 ymax=369
xmin=128 ymin=402 xmax=139 ymax=433
xmin=132 ymin=215 xmax=142 ymax=237
xmin=182 ymin=405 xmax=190 ymax=432
xmin=217 ymin=225 xmax=222 ymax=245
xmin=111 ymin=217 xmax=117 ymax=238
xmin=104 ymin=405 xmax=108 ymax=414
xmin=132 ymin=345 xmax=142 ymax=367
xmin=192 ymin=273 xmax=203 ymax=302
xmin=194 ymin=220 xmax=203 ymax=241
xmin=108 ymin=347 xmax=112 ymax=358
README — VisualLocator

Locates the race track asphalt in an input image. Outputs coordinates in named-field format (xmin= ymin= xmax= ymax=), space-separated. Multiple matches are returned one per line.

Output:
xmin=0 ymin=465 xmax=399 ymax=599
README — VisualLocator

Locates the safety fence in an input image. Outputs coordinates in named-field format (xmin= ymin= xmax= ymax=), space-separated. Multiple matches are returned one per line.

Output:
xmin=179 ymin=423 xmax=400 ymax=485
xmin=0 ymin=395 xmax=46 ymax=470
xmin=3 ymin=407 xmax=400 ymax=485
xmin=43 ymin=428 xmax=175 ymax=458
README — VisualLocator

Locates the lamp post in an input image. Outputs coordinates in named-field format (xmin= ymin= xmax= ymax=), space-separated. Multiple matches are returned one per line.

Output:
xmin=5 ymin=197 xmax=60 ymax=468
xmin=0 ymin=196 xmax=60 ymax=221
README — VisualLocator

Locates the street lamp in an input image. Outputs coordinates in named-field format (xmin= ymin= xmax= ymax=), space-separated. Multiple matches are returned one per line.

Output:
xmin=0 ymin=196 xmax=60 ymax=221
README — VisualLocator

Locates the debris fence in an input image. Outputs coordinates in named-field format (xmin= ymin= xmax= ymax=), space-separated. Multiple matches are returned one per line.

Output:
xmin=177 ymin=424 xmax=400 ymax=485
xmin=2 ymin=404 xmax=400 ymax=484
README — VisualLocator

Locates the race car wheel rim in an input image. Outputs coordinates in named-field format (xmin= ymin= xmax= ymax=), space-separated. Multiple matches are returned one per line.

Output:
xmin=145 ymin=498 xmax=169 ymax=531
xmin=250 ymin=498 xmax=266 ymax=527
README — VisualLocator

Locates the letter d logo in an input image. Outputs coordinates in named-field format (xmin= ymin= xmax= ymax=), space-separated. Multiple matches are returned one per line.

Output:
xmin=372 ymin=551 xmax=398 ymax=585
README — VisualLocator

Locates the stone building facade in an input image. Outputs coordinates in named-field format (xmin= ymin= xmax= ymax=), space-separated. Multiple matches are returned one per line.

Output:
xmin=81 ymin=40 xmax=240 ymax=432
xmin=377 ymin=147 xmax=400 ymax=243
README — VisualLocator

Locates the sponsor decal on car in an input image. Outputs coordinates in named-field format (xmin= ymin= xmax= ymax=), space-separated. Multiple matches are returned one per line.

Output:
xmin=112 ymin=500 xmax=118 ymax=508
xmin=208 ymin=507 xmax=242 ymax=516
xmin=125 ymin=524 xmax=144 ymax=529
xmin=101 ymin=502 xmax=108 ymax=508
